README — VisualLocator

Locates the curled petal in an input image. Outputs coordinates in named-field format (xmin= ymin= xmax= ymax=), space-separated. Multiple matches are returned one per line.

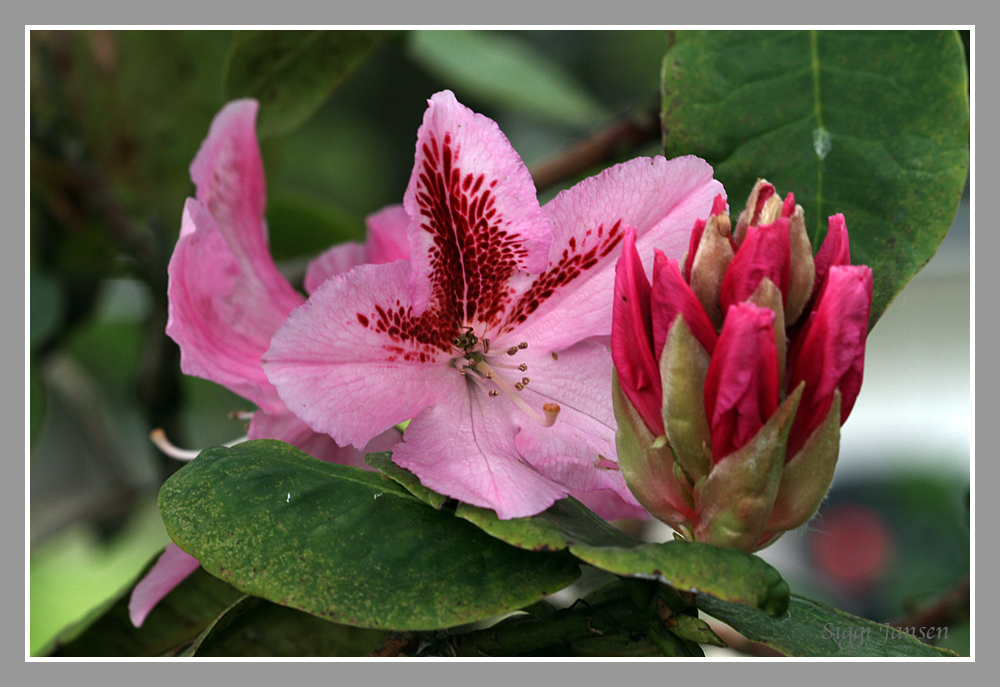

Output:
xmin=720 ymin=219 xmax=791 ymax=313
xmin=128 ymin=544 xmax=201 ymax=628
xmin=811 ymin=213 xmax=852 ymax=304
xmin=650 ymin=251 xmax=717 ymax=358
xmin=704 ymin=303 xmax=780 ymax=461
xmin=167 ymin=199 xmax=300 ymax=413
xmin=610 ymin=227 xmax=662 ymax=436
xmin=786 ymin=265 xmax=872 ymax=457
xmin=248 ymin=410 xmax=401 ymax=469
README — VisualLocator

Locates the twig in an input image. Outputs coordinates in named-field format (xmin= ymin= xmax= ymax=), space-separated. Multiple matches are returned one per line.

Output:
xmin=889 ymin=575 xmax=970 ymax=634
xmin=529 ymin=105 xmax=662 ymax=193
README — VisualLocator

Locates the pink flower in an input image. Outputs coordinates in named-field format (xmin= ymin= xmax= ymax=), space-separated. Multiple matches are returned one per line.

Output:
xmin=131 ymin=99 xmax=404 ymax=626
xmin=611 ymin=180 xmax=873 ymax=551
xmin=264 ymin=90 xmax=723 ymax=520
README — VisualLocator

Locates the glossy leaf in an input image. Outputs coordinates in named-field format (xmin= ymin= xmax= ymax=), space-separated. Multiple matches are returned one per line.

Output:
xmin=42 ymin=560 xmax=243 ymax=657
xmin=407 ymin=30 xmax=609 ymax=128
xmin=224 ymin=30 xmax=386 ymax=138
xmin=455 ymin=497 xmax=638 ymax=551
xmin=181 ymin=596 xmax=386 ymax=657
xmin=662 ymin=30 xmax=969 ymax=327
xmin=697 ymin=593 xmax=959 ymax=657
xmin=365 ymin=451 xmax=448 ymax=510
xmin=570 ymin=541 xmax=789 ymax=617
xmin=158 ymin=440 xmax=580 ymax=630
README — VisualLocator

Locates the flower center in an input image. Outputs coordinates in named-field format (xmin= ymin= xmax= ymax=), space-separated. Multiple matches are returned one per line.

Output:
xmin=451 ymin=327 xmax=559 ymax=427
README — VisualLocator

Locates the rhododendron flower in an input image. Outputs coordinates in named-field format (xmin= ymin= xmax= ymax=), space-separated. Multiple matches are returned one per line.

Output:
xmin=264 ymin=90 xmax=724 ymax=520
xmin=131 ymin=99 xmax=404 ymax=627
xmin=611 ymin=180 xmax=872 ymax=551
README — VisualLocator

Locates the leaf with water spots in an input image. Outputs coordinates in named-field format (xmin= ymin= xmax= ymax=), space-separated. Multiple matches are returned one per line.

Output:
xmin=662 ymin=30 xmax=968 ymax=327
xmin=158 ymin=440 xmax=580 ymax=630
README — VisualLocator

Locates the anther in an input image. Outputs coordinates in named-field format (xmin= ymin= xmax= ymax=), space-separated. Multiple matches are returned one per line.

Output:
xmin=507 ymin=346 xmax=519 ymax=356
xmin=518 ymin=342 xmax=528 ymax=349
xmin=515 ymin=382 xmax=524 ymax=390
xmin=522 ymin=377 xmax=530 ymax=385
xmin=518 ymin=363 xmax=527 ymax=372
xmin=489 ymin=390 xmax=498 ymax=397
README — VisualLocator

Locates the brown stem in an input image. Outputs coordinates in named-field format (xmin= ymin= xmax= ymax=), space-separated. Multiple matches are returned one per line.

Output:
xmin=889 ymin=575 xmax=970 ymax=634
xmin=529 ymin=105 xmax=661 ymax=193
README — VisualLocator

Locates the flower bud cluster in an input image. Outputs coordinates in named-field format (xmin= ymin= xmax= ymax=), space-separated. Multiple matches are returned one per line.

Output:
xmin=611 ymin=180 xmax=872 ymax=551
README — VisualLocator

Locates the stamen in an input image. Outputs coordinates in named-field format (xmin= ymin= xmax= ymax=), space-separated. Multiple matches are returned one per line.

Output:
xmin=518 ymin=342 xmax=528 ymax=350
xmin=473 ymin=360 xmax=559 ymax=428
xmin=489 ymin=390 xmax=498 ymax=397
xmin=507 ymin=346 xmax=519 ymax=356
xmin=518 ymin=363 xmax=528 ymax=372
xmin=150 ymin=428 xmax=248 ymax=462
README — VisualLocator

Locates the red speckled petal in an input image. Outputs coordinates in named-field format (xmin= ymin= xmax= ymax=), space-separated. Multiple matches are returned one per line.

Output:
xmin=128 ymin=544 xmax=201 ymax=628
xmin=404 ymin=90 xmax=551 ymax=329
xmin=264 ymin=260 xmax=462 ymax=449
xmin=167 ymin=199 xmax=301 ymax=413
xmin=391 ymin=385 xmax=570 ymax=520
xmin=304 ymin=204 xmax=411 ymax=294
xmin=504 ymin=155 xmax=723 ymax=353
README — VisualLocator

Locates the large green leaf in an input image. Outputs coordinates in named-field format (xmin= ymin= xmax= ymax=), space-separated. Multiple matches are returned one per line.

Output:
xmin=181 ymin=596 xmax=386 ymax=657
xmin=224 ymin=30 xmax=386 ymax=139
xmin=159 ymin=440 xmax=580 ymax=630
xmin=41 ymin=560 xmax=243 ymax=657
xmin=662 ymin=30 xmax=969 ymax=327
xmin=571 ymin=541 xmax=789 ymax=618
xmin=698 ymin=593 xmax=959 ymax=657
xmin=407 ymin=30 xmax=609 ymax=128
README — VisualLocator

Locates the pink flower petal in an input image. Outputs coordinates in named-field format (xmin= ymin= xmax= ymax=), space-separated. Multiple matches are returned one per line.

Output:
xmin=188 ymin=99 xmax=301 ymax=317
xmin=248 ymin=410 xmax=402 ymax=468
xmin=167 ymin=199 xmax=300 ymax=413
xmin=650 ymin=251 xmax=718 ymax=358
xmin=786 ymin=265 xmax=872 ymax=456
xmin=391 ymin=387 xmax=570 ymax=520
xmin=512 ymin=341 xmax=639 ymax=508
xmin=720 ymin=218 xmax=791 ymax=313
xmin=610 ymin=227 xmax=663 ymax=436
xmin=704 ymin=303 xmax=779 ymax=460
xmin=303 ymin=204 xmax=411 ymax=294
xmin=128 ymin=544 xmax=201 ymax=628
xmin=263 ymin=260 xmax=462 ymax=449
xmin=404 ymin=90 xmax=552 ymax=321
xmin=570 ymin=488 xmax=650 ymax=521
xmin=507 ymin=155 xmax=723 ymax=353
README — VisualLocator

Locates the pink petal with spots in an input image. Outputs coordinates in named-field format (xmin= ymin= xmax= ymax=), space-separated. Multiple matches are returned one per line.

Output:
xmin=403 ymin=90 xmax=552 ymax=325
xmin=502 ymin=155 xmax=724 ymax=354
xmin=304 ymin=204 xmax=411 ymax=294
xmin=167 ymin=199 xmax=300 ymax=413
xmin=264 ymin=260 xmax=463 ymax=449
xmin=128 ymin=543 xmax=201 ymax=627
xmin=392 ymin=387 xmax=570 ymax=520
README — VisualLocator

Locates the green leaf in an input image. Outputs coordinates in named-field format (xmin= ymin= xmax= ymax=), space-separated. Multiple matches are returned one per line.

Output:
xmin=266 ymin=188 xmax=364 ymax=262
xmin=407 ymin=30 xmax=609 ymax=128
xmin=41 ymin=560 xmax=243 ymax=657
xmin=159 ymin=440 xmax=580 ymax=630
xmin=364 ymin=451 xmax=449 ymax=510
xmin=224 ymin=30 xmax=386 ymax=139
xmin=662 ymin=30 xmax=969 ymax=327
xmin=697 ymin=593 xmax=959 ymax=657
xmin=182 ymin=596 xmax=386 ymax=657
xmin=455 ymin=496 xmax=639 ymax=551
xmin=570 ymin=541 xmax=789 ymax=617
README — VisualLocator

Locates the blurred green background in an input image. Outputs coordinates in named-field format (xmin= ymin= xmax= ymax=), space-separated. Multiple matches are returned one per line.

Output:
xmin=28 ymin=29 xmax=970 ymax=656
